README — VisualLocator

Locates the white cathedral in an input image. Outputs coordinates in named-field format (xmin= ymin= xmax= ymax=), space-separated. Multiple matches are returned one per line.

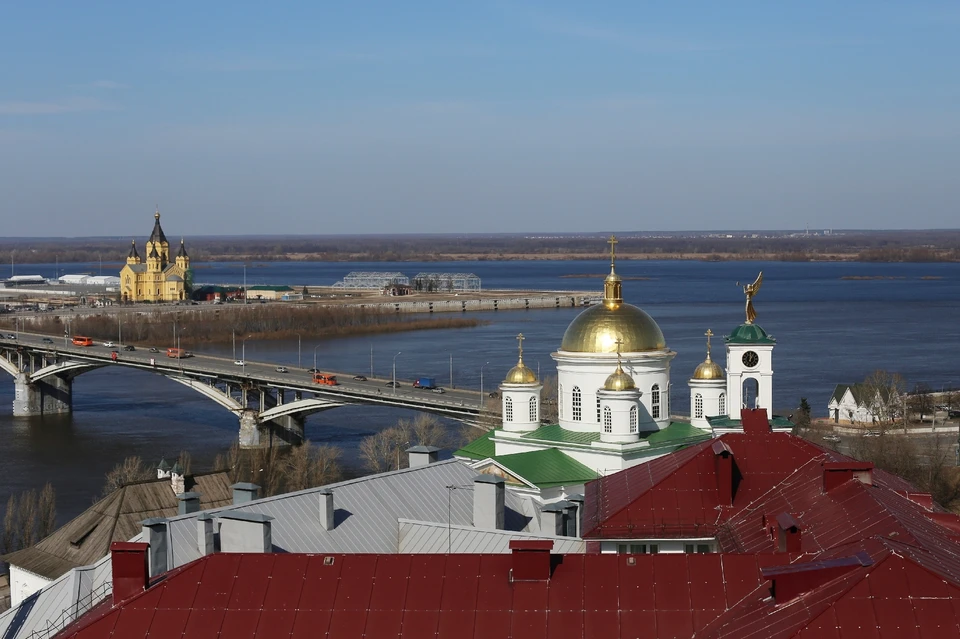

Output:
xmin=456 ymin=237 xmax=791 ymax=501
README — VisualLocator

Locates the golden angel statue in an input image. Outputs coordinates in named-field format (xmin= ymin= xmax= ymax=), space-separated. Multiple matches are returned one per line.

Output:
xmin=740 ymin=272 xmax=763 ymax=325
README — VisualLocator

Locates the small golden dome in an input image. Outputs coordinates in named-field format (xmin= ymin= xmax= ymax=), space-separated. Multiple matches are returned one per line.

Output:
xmin=503 ymin=332 xmax=538 ymax=384
xmin=504 ymin=362 xmax=537 ymax=384
xmin=692 ymin=328 xmax=724 ymax=380
xmin=693 ymin=359 xmax=724 ymax=380
xmin=604 ymin=366 xmax=636 ymax=391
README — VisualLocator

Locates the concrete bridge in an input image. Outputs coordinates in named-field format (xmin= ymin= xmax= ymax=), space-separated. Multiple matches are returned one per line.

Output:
xmin=0 ymin=333 xmax=485 ymax=448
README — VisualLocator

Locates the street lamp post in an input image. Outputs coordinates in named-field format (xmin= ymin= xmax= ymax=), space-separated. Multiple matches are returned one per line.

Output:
xmin=480 ymin=361 xmax=490 ymax=408
xmin=370 ymin=343 xmax=374 ymax=378
xmin=449 ymin=353 xmax=454 ymax=389
xmin=117 ymin=316 xmax=122 ymax=349
xmin=241 ymin=337 xmax=249 ymax=375
xmin=232 ymin=330 xmax=236 ymax=361
xmin=392 ymin=351 xmax=402 ymax=396
xmin=295 ymin=333 xmax=302 ymax=369
xmin=313 ymin=344 xmax=322 ymax=372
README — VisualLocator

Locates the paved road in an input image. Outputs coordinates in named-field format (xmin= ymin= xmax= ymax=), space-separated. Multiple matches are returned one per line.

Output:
xmin=0 ymin=331 xmax=485 ymax=416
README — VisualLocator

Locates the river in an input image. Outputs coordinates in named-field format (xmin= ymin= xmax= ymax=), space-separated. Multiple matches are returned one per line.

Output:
xmin=2 ymin=258 xmax=958 ymax=524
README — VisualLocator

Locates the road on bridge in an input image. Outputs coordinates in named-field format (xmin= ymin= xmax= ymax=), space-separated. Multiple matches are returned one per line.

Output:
xmin=0 ymin=331 xmax=487 ymax=417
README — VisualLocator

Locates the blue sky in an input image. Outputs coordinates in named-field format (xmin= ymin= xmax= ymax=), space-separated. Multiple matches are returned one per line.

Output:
xmin=1 ymin=1 xmax=958 ymax=236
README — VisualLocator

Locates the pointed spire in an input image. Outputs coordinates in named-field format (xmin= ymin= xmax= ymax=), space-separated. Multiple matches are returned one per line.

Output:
xmin=127 ymin=239 xmax=140 ymax=259
xmin=149 ymin=207 xmax=168 ymax=244
xmin=177 ymin=237 xmax=188 ymax=258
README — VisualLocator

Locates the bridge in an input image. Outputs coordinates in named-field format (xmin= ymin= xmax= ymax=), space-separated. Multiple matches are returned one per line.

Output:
xmin=0 ymin=333 xmax=486 ymax=448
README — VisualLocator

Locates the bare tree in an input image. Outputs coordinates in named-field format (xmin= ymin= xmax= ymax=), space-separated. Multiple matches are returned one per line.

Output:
xmin=861 ymin=370 xmax=906 ymax=429
xmin=176 ymin=450 xmax=193 ymax=476
xmin=541 ymin=375 xmax=558 ymax=424
xmin=312 ymin=444 xmax=344 ymax=487
xmin=17 ymin=490 xmax=38 ymax=548
xmin=280 ymin=442 xmax=344 ymax=492
xmin=2 ymin=495 xmax=17 ymax=555
xmin=213 ymin=441 xmax=242 ymax=484
xmin=102 ymin=456 xmax=152 ymax=497
xmin=359 ymin=428 xmax=404 ymax=473
xmin=38 ymin=483 xmax=57 ymax=540
xmin=908 ymin=384 xmax=934 ymax=421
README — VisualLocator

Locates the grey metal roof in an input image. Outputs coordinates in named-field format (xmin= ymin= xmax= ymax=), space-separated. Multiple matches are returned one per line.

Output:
xmin=164 ymin=459 xmax=550 ymax=569
xmin=0 ymin=534 xmax=128 ymax=639
xmin=398 ymin=520 xmax=584 ymax=554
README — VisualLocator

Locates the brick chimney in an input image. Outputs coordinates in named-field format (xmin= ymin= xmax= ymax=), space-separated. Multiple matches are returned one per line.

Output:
xmin=509 ymin=540 xmax=553 ymax=581
xmin=712 ymin=439 xmax=735 ymax=506
xmin=763 ymin=552 xmax=872 ymax=603
xmin=822 ymin=462 xmax=873 ymax=493
xmin=111 ymin=541 xmax=149 ymax=605
xmin=776 ymin=512 xmax=802 ymax=553
xmin=740 ymin=408 xmax=771 ymax=434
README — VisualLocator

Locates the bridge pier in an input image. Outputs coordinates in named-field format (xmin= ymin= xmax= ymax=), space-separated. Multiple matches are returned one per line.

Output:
xmin=13 ymin=372 xmax=72 ymax=417
xmin=237 ymin=409 xmax=305 ymax=449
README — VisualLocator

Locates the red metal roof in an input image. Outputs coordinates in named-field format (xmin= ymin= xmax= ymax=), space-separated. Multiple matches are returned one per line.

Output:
xmin=55 ymin=552 xmax=793 ymax=639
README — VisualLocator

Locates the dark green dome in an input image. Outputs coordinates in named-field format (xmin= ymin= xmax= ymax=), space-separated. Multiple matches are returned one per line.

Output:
xmin=725 ymin=323 xmax=776 ymax=344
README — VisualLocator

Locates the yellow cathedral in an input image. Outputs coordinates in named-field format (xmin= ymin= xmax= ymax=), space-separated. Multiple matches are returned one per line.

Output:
xmin=120 ymin=210 xmax=191 ymax=302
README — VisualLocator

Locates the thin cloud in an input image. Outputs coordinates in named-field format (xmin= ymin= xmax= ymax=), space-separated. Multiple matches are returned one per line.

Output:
xmin=531 ymin=14 xmax=726 ymax=54
xmin=89 ymin=80 xmax=127 ymax=89
xmin=0 ymin=97 xmax=116 ymax=116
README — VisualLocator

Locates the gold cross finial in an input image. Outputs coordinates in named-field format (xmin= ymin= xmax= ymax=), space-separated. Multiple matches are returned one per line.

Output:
xmin=614 ymin=337 xmax=624 ymax=368
xmin=607 ymin=235 xmax=618 ymax=269
xmin=705 ymin=328 xmax=714 ymax=358
xmin=516 ymin=333 xmax=525 ymax=362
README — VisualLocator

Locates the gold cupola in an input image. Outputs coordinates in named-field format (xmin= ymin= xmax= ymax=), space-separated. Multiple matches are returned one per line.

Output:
xmin=560 ymin=235 xmax=666 ymax=353
xmin=504 ymin=333 xmax=538 ymax=384
xmin=603 ymin=340 xmax=636 ymax=391
xmin=692 ymin=328 xmax=724 ymax=380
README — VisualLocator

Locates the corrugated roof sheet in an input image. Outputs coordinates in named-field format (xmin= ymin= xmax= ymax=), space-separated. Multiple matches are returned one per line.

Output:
xmin=397 ymin=520 xmax=585 ymax=554
xmin=2 ymin=472 xmax=231 ymax=580
xmin=164 ymin=460 xmax=549 ymax=570
xmin=453 ymin=429 xmax=497 ymax=460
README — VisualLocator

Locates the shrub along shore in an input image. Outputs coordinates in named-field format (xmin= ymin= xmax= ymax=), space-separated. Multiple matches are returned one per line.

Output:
xmin=20 ymin=305 xmax=488 ymax=347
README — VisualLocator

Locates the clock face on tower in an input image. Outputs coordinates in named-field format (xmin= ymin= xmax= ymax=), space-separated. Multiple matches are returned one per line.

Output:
xmin=742 ymin=351 xmax=759 ymax=368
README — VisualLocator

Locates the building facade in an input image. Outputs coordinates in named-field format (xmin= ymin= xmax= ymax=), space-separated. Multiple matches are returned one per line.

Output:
xmin=119 ymin=210 xmax=191 ymax=302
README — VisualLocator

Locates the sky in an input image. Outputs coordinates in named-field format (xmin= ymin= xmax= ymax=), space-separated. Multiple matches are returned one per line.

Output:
xmin=1 ymin=1 xmax=958 ymax=237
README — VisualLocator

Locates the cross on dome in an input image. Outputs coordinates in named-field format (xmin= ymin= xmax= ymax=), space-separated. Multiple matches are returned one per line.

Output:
xmin=607 ymin=235 xmax=618 ymax=271
xmin=516 ymin=333 xmax=525 ymax=362
xmin=704 ymin=329 xmax=714 ymax=359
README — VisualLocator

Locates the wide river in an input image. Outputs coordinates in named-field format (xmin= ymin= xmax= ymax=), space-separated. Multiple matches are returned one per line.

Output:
xmin=2 ymin=258 xmax=959 ymax=524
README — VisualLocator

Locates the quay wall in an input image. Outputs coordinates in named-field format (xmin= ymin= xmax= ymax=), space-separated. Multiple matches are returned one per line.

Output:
xmin=355 ymin=292 xmax=593 ymax=314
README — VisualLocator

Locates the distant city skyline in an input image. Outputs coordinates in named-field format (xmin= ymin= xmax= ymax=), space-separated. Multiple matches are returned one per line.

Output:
xmin=2 ymin=2 xmax=959 ymax=236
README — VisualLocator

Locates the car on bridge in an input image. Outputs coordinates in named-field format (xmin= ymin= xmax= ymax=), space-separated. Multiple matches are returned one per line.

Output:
xmin=432 ymin=387 xmax=445 ymax=394
xmin=234 ymin=360 xmax=245 ymax=366
xmin=275 ymin=366 xmax=288 ymax=373
xmin=385 ymin=381 xmax=400 ymax=388
xmin=42 ymin=337 xmax=54 ymax=344
xmin=7 ymin=334 xmax=17 ymax=339
xmin=353 ymin=375 xmax=367 ymax=381
xmin=822 ymin=434 xmax=841 ymax=443
xmin=123 ymin=345 xmax=135 ymax=351
xmin=149 ymin=347 xmax=159 ymax=353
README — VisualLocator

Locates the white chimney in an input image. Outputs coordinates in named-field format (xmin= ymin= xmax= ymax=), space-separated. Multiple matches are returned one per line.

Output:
xmin=218 ymin=512 xmax=273 ymax=553
xmin=473 ymin=475 xmax=505 ymax=530
xmin=319 ymin=490 xmax=335 ymax=531
xmin=197 ymin=514 xmax=215 ymax=556
xmin=141 ymin=517 xmax=168 ymax=577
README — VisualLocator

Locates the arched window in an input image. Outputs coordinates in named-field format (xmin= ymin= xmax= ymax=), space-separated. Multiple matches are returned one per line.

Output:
xmin=719 ymin=393 xmax=726 ymax=416
xmin=651 ymin=384 xmax=661 ymax=419
xmin=603 ymin=406 xmax=612 ymax=432
xmin=695 ymin=393 xmax=704 ymax=419
xmin=529 ymin=397 xmax=538 ymax=422
xmin=558 ymin=384 xmax=563 ymax=420
xmin=629 ymin=406 xmax=638 ymax=432
xmin=572 ymin=386 xmax=582 ymax=421
xmin=505 ymin=396 xmax=513 ymax=422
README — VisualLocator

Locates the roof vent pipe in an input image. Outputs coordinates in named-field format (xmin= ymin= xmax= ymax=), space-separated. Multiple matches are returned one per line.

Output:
xmin=177 ymin=491 xmax=201 ymax=515
xmin=566 ymin=494 xmax=585 ymax=538
xmin=407 ymin=445 xmax=442 ymax=467
xmin=319 ymin=489 xmax=335 ymax=531
xmin=141 ymin=518 xmax=168 ymax=578
xmin=473 ymin=475 xmax=505 ymax=530
xmin=541 ymin=501 xmax=572 ymax=537
xmin=509 ymin=540 xmax=554 ymax=581
xmin=776 ymin=512 xmax=802 ymax=553
xmin=231 ymin=482 xmax=260 ymax=505
xmin=197 ymin=514 xmax=215 ymax=556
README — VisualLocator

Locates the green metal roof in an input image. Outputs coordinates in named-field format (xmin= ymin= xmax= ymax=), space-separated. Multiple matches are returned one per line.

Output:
xmin=491 ymin=448 xmax=598 ymax=488
xmin=725 ymin=323 xmax=776 ymax=344
xmin=707 ymin=414 xmax=796 ymax=428
xmin=642 ymin=421 xmax=711 ymax=446
xmin=454 ymin=429 xmax=497 ymax=460
xmin=520 ymin=424 xmax=602 ymax=446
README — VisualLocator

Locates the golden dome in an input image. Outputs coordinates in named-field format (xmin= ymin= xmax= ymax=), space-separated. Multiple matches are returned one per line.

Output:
xmin=692 ymin=328 xmax=724 ymax=380
xmin=604 ymin=365 xmax=636 ymax=391
xmin=560 ymin=234 xmax=665 ymax=354
xmin=561 ymin=303 xmax=666 ymax=353
xmin=504 ymin=362 xmax=537 ymax=384
xmin=693 ymin=359 xmax=724 ymax=380
xmin=503 ymin=332 xmax=538 ymax=384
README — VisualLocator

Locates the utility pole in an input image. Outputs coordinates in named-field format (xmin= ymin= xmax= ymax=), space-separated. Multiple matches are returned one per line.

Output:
xmin=449 ymin=353 xmax=453 ymax=389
